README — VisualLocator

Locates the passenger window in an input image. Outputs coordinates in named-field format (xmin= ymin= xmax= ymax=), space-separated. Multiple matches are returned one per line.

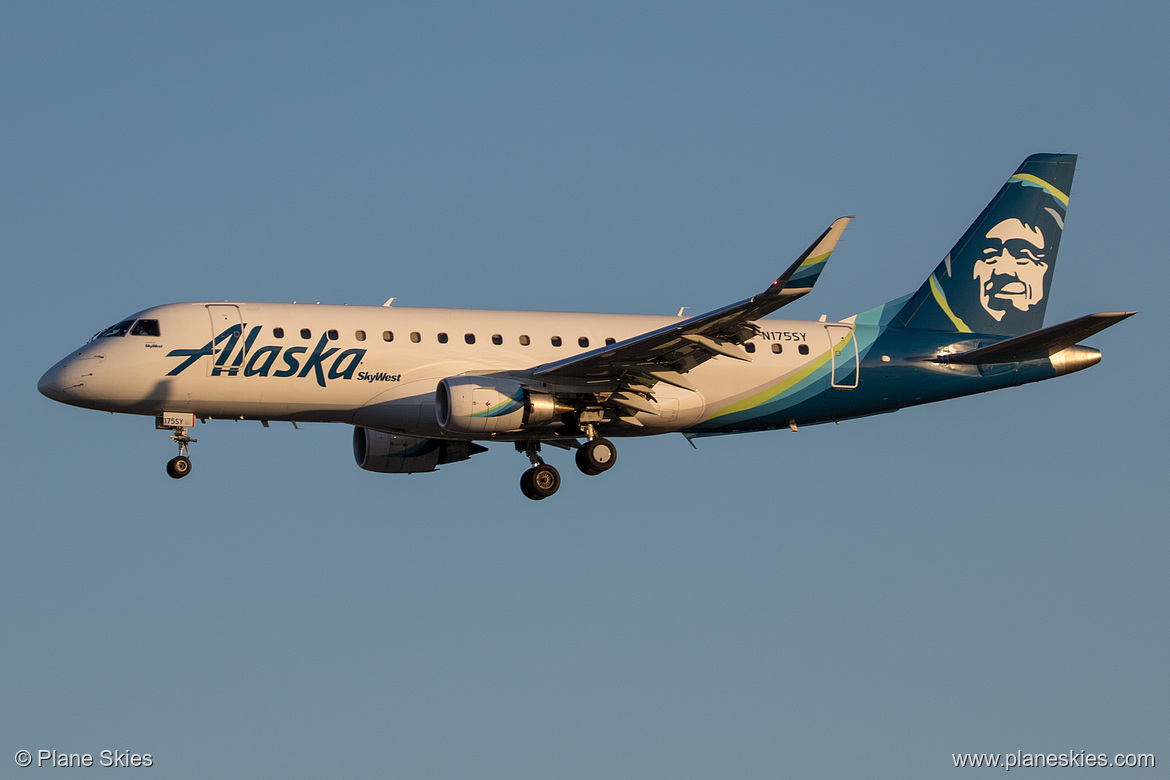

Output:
xmin=772 ymin=343 xmax=782 ymax=354
xmin=465 ymin=333 xmax=475 ymax=344
xmin=437 ymin=332 xmax=448 ymax=344
xmin=327 ymin=329 xmax=339 ymax=340
xmin=383 ymin=331 xmax=394 ymax=342
xmin=578 ymin=337 xmax=589 ymax=348
xmin=551 ymin=336 xmax=562 ymax=347
xmin=273 ymin=327 xmax=284 ymax=339
xmin=410 ymin=332 xmax=421 ymax=343
xmin=355 ymin=330 xmax=366 ymax=341
xmin=798 ymin=344 xmax=809 ymax=355
xmin=130 ymin=319 xmax=160 ymax=337
xmin=519 ymin=335 xmax=530 ymax=346
xmin=605 ymin=337 xmax=616 ymax=345
xmin=491 ymin=334 xmax=503 ymax=345
xmin=745 ymin=342 xmax=756 ymax=353
xmin=300 ymin=328 xmax=311 ymax=340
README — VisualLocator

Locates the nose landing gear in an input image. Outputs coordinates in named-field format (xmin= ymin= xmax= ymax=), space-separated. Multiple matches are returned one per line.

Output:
xmin=157 ymin=413 xmax=197 ymax=479
xmin=165 ymin=427 xmax=197 ymax=479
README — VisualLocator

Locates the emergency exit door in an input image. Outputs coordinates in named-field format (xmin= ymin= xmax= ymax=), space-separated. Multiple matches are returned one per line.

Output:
xmin=825 ymin=324 xmax=859 ymax=389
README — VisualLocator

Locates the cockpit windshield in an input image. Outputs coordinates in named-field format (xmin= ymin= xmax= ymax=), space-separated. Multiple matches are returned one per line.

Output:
xmin=88 ymin=318 xmax=162 ymax=341
xmin=90 ymin=319 xmax=135 ymax=341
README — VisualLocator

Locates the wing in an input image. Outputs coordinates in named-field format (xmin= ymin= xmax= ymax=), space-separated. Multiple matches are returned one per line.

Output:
xmin=530 ymin=217 xmax=852 ymax=391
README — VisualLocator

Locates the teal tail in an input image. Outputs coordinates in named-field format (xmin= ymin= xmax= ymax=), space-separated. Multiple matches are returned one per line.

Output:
xmin=891 ymin=154 xmax=1077 ymax=336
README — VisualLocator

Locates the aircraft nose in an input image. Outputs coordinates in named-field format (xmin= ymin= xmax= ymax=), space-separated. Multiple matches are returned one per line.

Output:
xmin=38 ymin=358 xmax=76 ymax=402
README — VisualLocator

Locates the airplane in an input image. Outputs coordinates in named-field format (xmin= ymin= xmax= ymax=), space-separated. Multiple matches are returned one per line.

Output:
xmin=38 ymin=154 xmax=1134 ymax=499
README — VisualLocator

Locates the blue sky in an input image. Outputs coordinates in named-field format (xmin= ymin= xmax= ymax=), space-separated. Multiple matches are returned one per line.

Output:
xmin=2 ymin=2 xmax=1166 ymax=777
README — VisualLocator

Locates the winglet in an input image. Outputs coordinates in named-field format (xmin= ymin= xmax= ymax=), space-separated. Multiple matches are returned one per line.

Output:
xmin=766 ymin=216 xmax=852 ymax=297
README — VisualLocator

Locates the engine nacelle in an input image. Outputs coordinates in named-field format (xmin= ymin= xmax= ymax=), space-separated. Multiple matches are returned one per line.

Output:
xmin=352 ymin=427 xmax=486 ymax=474
xmin=436 ymin=376 xmax=562 ymax=434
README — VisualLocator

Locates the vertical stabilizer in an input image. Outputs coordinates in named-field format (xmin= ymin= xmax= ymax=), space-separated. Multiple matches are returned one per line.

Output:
xmin=892 ymin=154 xmax=1076 ymax=336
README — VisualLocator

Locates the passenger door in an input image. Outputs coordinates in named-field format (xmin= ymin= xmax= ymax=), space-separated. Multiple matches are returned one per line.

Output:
xmin=206 ymin=305 xmax=246 ymax=376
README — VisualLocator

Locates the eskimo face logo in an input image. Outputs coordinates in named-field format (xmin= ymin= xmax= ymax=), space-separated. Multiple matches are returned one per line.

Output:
xmin=972 ymin=218 xmax=1050 ymax=321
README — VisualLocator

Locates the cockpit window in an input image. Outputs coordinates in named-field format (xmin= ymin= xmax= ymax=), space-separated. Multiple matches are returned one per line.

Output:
xmin=130 ymin=319 xmax=160 ymax=337
xmin=91 ymin=319 xmax=135 ymax=340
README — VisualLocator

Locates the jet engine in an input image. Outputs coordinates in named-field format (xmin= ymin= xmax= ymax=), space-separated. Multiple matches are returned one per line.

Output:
xmin=353 ymin=427 xmax=486 ymax=473
xmin=436 ymin=376 xmax=564 ymax=434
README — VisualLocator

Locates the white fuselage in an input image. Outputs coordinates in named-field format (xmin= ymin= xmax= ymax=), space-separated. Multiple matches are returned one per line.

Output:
xmin=39 ymin=301 xmax=848 ymax=439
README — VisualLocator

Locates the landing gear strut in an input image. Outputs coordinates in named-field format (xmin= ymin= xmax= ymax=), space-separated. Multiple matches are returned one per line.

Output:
xmin=164 ymin=425 xmax=196 ymax=479
xmin=518 ymin=441 xmax=560 ymax=500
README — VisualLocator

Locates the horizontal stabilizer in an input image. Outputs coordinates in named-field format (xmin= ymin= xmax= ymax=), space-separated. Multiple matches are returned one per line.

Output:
xmin=946 ymin=312 xmax=1136 ymax=365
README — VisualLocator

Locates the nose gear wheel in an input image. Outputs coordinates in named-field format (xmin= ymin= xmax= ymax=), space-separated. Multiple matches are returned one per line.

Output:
xmin=166 ymin=455 xmax=192 ymax=478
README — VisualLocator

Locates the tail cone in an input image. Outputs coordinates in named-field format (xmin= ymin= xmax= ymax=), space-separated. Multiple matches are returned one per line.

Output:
xmin=1050 ymin=345 xmax=1101 ymax=376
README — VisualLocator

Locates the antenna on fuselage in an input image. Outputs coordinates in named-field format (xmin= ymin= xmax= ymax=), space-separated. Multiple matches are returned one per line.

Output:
xmin=383 ymin=298 xmax=395 ymax=307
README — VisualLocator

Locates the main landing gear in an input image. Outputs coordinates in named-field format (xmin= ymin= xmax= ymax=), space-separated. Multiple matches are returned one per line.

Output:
xmin=520 ymin=462 xmax=560 ymax=500
xmin=517 ymin=433 xmax=618 ymax=500
xmin=575 ymin=437 xmax=617 ymax=476
xmin=518 ymin=441 xmax=560 ymax=500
